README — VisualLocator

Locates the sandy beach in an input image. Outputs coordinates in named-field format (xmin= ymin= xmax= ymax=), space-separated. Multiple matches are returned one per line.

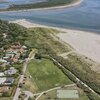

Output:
xmin=0 ymin=0 xmax=83 ymax=13
xmin=10 ymin=19 xmax=100 ymax=63
xmin=57 ymin=30 xmax=100 ymax=63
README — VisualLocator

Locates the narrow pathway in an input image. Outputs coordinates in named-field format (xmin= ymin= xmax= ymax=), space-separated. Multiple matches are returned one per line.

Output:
xmin=35 ymin=84 xmax=75 ymax=100
xmin=24 ymin=91 xmax=33 ymax=100
xmin=58 ymin=51 xmax=76 ymax=59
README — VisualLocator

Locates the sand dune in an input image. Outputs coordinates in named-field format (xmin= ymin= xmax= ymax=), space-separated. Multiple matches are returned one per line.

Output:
xmin=57 ymin=30 xmax=100 ymax=63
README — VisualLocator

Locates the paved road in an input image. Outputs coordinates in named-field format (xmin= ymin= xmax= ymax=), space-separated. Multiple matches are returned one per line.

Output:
xmin=24 ymin=91 xmax=33 ymax=100
xmin=13 ymin=51 xmax=35 ymax=100
xmin=13 ymin=60 xmax=29 ymax=100
xmin=13 ymin=88 xmax=21 ymax=100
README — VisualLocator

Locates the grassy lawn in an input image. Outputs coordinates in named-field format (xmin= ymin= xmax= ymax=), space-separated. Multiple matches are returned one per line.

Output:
xmin=0 ymin=97 xmax=13 ymax=100
xmin=27 ymin=58 xmax=72 ymax=92
xmin=39 ymin=85 xmax=89 ymax=100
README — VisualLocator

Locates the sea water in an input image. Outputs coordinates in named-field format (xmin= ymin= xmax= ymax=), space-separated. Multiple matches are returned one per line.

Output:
xmin=0 ymin=0 xmax=100 ymax=32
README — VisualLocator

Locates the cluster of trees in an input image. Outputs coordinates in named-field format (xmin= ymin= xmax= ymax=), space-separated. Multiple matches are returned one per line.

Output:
xmin=0 ymin=20 xmax=29 ymax=49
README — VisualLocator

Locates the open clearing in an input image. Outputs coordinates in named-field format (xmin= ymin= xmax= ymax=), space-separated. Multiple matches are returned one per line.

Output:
xmin=27 ymin=58 xmax=72 ymax=92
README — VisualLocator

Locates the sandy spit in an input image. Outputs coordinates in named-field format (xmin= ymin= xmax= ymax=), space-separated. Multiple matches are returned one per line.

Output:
xmin=0 ymin=0 xmax=83 ymax=13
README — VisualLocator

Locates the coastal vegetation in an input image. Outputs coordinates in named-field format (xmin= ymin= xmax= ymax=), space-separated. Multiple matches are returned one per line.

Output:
xmin=0 ymin=20 xmax=29 ymax=48
xmin=0 ymin=20 xmax=100 ymax=99
xmin=0 ymin=0 xmax=79 ymax=11
xmin=27 ymin=27 xmax=100 ymax=99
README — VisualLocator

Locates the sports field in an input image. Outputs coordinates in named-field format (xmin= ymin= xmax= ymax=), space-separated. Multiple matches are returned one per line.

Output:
xmin=57 ymin=90 xmax=79 ymax=98
xmin=39 ymin=85 xmax=90 ymax=100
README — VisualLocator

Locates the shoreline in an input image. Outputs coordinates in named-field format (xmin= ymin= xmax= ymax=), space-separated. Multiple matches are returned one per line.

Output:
xmin=0 ymin=0 xmax=83 ymax=13
xmin=10 ymin=19 xmax=100 ymax=64
xmin=9 ymin=19 xmax=82 ymax=32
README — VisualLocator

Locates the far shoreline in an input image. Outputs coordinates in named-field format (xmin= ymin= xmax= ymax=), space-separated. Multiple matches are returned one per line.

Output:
xmin=0 ymin=0 xmax=83 ymax=13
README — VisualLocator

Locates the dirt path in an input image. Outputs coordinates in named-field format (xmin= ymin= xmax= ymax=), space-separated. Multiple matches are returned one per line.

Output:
xmin=35 ymin=84 xmax=75 ymax=100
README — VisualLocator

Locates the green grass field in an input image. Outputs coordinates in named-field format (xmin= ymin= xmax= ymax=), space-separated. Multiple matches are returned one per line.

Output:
xmin=0 ymin=97 xmax=13 ymax=100
xmin=27 ymin=58 xmax=72 ymax=92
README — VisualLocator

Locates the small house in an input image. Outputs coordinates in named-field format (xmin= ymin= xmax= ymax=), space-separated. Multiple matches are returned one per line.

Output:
xmin=4 ymin=67 xmax=17 ymax=75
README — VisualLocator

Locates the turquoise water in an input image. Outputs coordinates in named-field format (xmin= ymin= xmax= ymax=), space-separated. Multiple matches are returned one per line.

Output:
xmin=0 ymin=0 xmax=100 ymax=32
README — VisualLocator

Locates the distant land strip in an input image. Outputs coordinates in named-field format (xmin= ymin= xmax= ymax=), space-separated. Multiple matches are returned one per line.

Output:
xmin=0 ymin=0 xmax=83 ymax=12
